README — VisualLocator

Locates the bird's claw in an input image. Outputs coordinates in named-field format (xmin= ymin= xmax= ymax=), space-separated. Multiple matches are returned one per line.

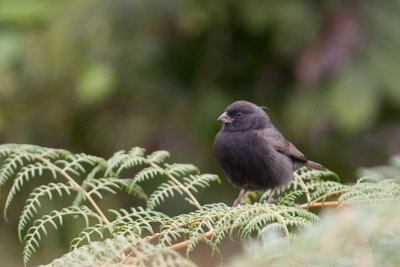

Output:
xmin=232 ymin=198 xmax=242 ymax=207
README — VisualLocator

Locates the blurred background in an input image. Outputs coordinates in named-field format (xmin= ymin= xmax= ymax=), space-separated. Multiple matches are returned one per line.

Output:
xmin=1 ymin=0 xmax=400 ymax=265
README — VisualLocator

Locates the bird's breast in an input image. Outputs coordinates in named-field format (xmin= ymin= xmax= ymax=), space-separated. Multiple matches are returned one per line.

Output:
xmin=214 ymin=130 xmax=293 ymax=190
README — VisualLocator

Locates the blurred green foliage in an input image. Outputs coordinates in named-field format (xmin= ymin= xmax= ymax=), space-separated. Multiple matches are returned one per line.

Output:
xmin=228 ymin=202 xmax=400 ymax=267
xmin=1 ymin=0 xmax=400 ymax=265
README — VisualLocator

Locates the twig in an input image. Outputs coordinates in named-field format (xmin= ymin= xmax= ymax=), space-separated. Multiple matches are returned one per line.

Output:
xmin=34 ymin=155 xmax=111 ymax=225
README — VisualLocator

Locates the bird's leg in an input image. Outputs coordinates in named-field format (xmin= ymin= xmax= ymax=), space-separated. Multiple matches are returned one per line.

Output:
xmin=265 ymin=189 xmax=275 ymax=204
xmin=232 ymin=189 xmax=247 ymax=207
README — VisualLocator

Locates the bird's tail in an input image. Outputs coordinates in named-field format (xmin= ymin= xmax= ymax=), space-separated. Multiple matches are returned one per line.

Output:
xmin=305 ymin=160 xmax=327 ymax=171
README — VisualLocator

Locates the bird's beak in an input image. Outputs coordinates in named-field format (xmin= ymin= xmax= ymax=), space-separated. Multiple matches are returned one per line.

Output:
xmin=217 ymin=112 xmax=233 ymax=123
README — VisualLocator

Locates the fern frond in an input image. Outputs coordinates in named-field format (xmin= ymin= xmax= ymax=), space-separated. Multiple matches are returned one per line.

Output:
xmin=147 ymin=180 xmax=184 ymax=210
xmin=165 ymin=163 xmax=199 ymax=176
xmin=146 ymin=150 xmax=170 ymax=164
xmin=69 ymin=224 xmax=114 ymax=251
xmin=109 ymin=207 xmax=168 ymax=222
xmin=275 ymin=190 xmax=305 ymax=206
xmin=120 ymin=180 xmax=148 ymax=200
xmin=183 ymin=174 xmax=220 ymax=193
xmin=39 ymin=148 xmax=72 ymax=161
xmin=6 ymin=144 xmax=388 ymax=267
xmin=309 ymin=180 xmax=348 ymax=202
xmin=233 ymin=204 xmax=317 ymax=239
xmin=71 ymin=208 xmax=167 ymax=250
xmin=0 ymin=145 xmax=73 ymax=187
xmin=4 ymin=163 xmax=59 ymax=219
xmin=56 ymin=154 xmax=104 ymax=177
xmin=156 ymin=203 xmax=318 ymax=255
xmin=0 ymin=152 xmax=36 ymax=187
xmin=132 ymin=166 xmax=164 ymax=183
xmin=257 ymin=167 xmax=339 ymax=206
xmin=339 ymin=178 xmax=400 ymax=205
xmin=296 ymin=166 xmax=339 ymax=181
xmin=228 ymin=202 xmax=400 ymax=267
xmin=186 ymin=219 xmax=214 ymax=254
xmin=105 ymin=147 xmax=146 ymax=176
xmin=23 ymin=206 xmax=103 ymax=265
xmin=158 ymin=215 xmax=193 ymax=247
xmin=72 ymin=165 xmax=103 ymax=206
xmin=104 ymin=149 xmax=215 ymax=210
xmin=0 ymin=143 xmax=17 ymax=157
xmin=43 ymin=235 xmax=195 ymax=267
xmin=85 ymin=178 xmax=147 ymax=200
xmin=194 ymin=207 xmax=231 ymax=253
xmin=18 ymin=183 xmax=76 ymax=241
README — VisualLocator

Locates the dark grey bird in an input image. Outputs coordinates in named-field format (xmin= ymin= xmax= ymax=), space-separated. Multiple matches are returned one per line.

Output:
xmin=213 ymin=100 xmax=326 ymax=206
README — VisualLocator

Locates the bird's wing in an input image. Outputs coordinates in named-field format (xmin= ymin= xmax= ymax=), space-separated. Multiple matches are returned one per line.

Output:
xmin=273 ymin=139 xmax=307 ymax=162
xmin=260 ymin=128 xmax=308 ymax=162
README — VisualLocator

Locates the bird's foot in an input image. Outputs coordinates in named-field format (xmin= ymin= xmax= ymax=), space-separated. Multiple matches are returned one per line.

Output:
xmin=265 ymin=197 xmax=274 ymax=204
xmin=232 ymin=198 xmax=242 ymax=207
xmin=232 ymin=189 xmax=247 ymax=207
xmin=264 ymin=189 xmax=275 ymax=204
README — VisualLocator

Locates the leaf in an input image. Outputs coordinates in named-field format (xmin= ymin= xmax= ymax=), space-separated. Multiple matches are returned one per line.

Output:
xmin=23 ymin=206 xmax=102 ymax=265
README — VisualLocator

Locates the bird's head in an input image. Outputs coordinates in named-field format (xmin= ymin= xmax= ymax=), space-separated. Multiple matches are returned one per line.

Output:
xmin=217 ymin=100 xmax=270 ymax=131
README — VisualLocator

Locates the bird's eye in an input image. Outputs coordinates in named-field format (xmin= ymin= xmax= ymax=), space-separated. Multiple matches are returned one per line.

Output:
xmin=236 ymin=112 xmax=243 ymax=118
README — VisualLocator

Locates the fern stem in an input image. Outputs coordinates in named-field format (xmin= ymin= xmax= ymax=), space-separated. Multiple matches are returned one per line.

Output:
xmin=147 ymin=161 xmax=202 ymax=210
xmin=266 ymin=205 xmax=290 ymax=237
xmin=294 ymin=172 xmax=311 ymax=204
xmin=299 ymin=200 xmax=340 ymax=208
xmin=170 ymin=229 xmax=214 ymax=251
xmin=34 ymin=155 xmax=111 ymax=225
xmin=309 ymin=188 xmax=349 ymax=207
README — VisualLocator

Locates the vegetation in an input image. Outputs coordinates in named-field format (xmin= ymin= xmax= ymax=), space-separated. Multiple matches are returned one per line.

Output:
xmin=0 ymin=144 xmax=399 ymax=266
xmin=1 ymin=0 xmax=400 ymax=265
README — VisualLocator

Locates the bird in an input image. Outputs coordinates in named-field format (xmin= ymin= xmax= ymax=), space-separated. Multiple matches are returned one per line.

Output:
xmin=213 ymin=100 xmax=326 ymax=206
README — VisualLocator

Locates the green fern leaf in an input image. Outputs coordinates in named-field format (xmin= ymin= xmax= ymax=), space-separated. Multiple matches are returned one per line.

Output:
xmin=0 ymin=152 xmax=36 ymax=187
xmin=72 ymin=165 xmax=104 ymax=206
xmin=105 ymin=147 xmax=146 ymax=176
xmin=165 ymin=163 xmax=199 ymax=176
xmin=147 ymin=181 xmax=183 ymax=210
xmin=183 ymin=174 xmax=220 ymax=193
xmin=109 ymin=207 xmax=167 ymax=223
xmin=146 ymin=150 xmax=170 ymax=164
xmin=132 ymin=166 xmax=164 ymax=183
xmin=338 ymin=178 xmax=400 ymax=205
xmin=84 ymin=178 xmax=146 ymax=200
xmin=69 ymin=224 xmax=114 ymax=251
xmin=4 ymin=163 xmax=59 ymax=220
xmin=18 ymin=183 xmax=76 ymax=241
xmin=23 ymin=206 xmax=103 ymax=265
xmin=71 ymin=208 xmax=167 ymax=250
xmin=56 ymin=154 xmax=103 ymax=176
xmin=43 ymin=235 xmax=195 ymax=267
